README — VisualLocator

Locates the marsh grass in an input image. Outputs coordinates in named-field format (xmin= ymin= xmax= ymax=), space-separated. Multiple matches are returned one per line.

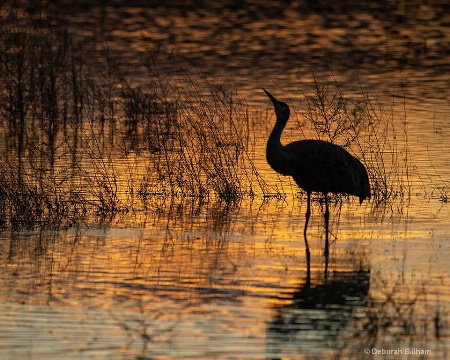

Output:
xmin=0 ymin=3 xmax=414 ymax=229
xmin=176 ymin=74 xmax=263 ymax=200
xmin=299 ymin=71 xmax=411 ymax=206
xmin=0 ymin=5 xmax=267 ymax=229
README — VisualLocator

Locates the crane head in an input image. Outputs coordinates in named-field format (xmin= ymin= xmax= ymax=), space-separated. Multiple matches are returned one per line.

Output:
xmin=262 ymin=88 xmax=290 ymax=123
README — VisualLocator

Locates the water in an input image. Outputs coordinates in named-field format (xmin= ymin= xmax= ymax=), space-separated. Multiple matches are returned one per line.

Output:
xmin=0 ymin=1 xmax=449 ymax=359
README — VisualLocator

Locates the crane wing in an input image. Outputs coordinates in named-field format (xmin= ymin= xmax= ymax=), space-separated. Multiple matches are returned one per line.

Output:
xmin=284 ymin=139 xmax=370 ymax=202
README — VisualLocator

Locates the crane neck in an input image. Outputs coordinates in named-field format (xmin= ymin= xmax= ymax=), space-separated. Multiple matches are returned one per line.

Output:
xmin=268 ymin=119 xmax=286 ymax=146
xmin=266 ymin=119 xmax=290 ymax=175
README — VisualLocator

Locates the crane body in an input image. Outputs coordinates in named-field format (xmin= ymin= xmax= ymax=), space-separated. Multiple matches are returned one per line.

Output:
xmin=267 ymin=137 xmax=370 ymax=203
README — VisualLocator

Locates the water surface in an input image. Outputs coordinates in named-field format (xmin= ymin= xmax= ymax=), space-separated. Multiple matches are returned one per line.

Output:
xmin=0 ymin=1 xmax=449 ymax=359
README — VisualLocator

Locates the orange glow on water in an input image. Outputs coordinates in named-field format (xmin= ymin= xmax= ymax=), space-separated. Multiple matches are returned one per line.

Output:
xmin=0 ymin=1 xmax=449 ymax=359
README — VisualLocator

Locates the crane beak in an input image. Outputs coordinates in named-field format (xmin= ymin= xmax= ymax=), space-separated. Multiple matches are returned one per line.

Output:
xmin=262 ymin=88 xmax=278 ymax=104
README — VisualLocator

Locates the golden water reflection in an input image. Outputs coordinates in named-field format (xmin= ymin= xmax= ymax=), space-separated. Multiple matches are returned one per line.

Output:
xmin=0 ymin=197 xmax=448 ymax=359
xmin=0 ymin=1 xmax=449 ymax=358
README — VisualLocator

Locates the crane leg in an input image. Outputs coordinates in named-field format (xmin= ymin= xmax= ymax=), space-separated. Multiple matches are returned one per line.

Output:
xmin=324 ymin=193 xmax=329 ymax=277
xmin=303 ymin=192 xmax=311 ymax=262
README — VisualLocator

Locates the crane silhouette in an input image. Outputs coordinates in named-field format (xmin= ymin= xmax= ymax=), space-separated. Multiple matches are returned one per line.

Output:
xmin=263 ymin=88 xmax=370 ymax=261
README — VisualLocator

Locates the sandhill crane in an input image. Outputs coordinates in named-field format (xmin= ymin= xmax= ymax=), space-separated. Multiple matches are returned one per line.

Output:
xmin=263 ymin=88 xmax=370 ymax=259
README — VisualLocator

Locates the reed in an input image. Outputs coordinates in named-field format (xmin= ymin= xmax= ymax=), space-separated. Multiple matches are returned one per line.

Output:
xmin=0 ymin=5 xmax=267 ymax=229
xmin=300 ymin=72 xmax=411 ymax=205
xmin=0 ymin=6 xmax=126 ymax=228
xmin=0 ymin=3 xmax=415 ymax=229
xmin=135 ymin=52 xmax=266 ymax=202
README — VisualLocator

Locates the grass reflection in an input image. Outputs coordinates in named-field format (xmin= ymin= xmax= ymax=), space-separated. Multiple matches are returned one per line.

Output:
xmin=0 ymin=199 xmax=447 ymax=359
xmin=266 ymin=264 xmax=447 ymax=360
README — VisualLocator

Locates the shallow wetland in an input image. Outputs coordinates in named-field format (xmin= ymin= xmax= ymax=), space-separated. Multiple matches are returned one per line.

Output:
xmin=0 ymin=1 xmax=449 ymax=359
